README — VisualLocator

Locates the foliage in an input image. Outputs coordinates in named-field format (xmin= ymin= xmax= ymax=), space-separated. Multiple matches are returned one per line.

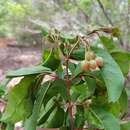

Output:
xmin=0 ymin=0 xmax=130 ymax=47
xmin=0 ymin=26 xmax=130 ymax=130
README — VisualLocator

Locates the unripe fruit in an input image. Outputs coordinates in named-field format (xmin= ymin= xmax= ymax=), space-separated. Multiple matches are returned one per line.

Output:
xmin=85 ymin=51 xmax=96 ymax=61
xmin=89 ymin=60 xmax=97 ymax=70
xmin=81 ymin=60 xmax=89 ymax=71
xmin=95 ymin=56 xmax=103 ymax=67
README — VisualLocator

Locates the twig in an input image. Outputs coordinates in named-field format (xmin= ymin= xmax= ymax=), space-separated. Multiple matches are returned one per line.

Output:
xmin=68 ymin=36 xmax=79 ymax=56
xmin=97 ymin=0 xmax=113 ymax=25
xmin=96 ymin=0 xmax=124 ymax=46
xmin=73 ymin=0 xmax=89 ymax=21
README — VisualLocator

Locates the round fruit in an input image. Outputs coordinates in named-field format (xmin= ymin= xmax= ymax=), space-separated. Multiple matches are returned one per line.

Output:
xmin=81 ymin=60 xmax=89 ymax=71
xmin=89 ymin=60 xmax=97 ymax=70
xmin=85 ymin=51 xmax=96 ymax=61
xmin=95 ymin=57 xmax=103 ymax=67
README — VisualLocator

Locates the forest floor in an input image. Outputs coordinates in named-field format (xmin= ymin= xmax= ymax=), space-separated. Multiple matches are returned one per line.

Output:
xmin=0 ymin=39 xmax=41 ymax=82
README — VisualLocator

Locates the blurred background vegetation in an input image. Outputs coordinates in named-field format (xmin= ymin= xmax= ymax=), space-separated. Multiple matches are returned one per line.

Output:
xmin=0 ymin=0 xmax=130 ymax=49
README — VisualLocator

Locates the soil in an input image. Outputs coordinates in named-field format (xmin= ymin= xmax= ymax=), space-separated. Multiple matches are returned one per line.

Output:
xmin=0 ymin=40 xmax=41 ymax=82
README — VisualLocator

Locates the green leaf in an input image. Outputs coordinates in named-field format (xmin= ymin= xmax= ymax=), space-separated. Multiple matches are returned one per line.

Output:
xmin=85 ymin=77 xmax=96 ymax=96
xmin=42 ymin=48 xmax=60 ymax=71
xmin=6 ymin=65 xmax=51 ymax=77
xmin=24 ymin=81 xmax=51 ymax=130
xmin=43 ymin=107 xmax=65 ymax=128
xmin=60 ymin=32 xmax=77 ymax=44
xmin=121 ymin=121 xmax=130 ymax=130
xmin=42 ymin=49 xmax=50 ymax=62
xmin=79 ymin=0 xmax=92 ymax=14
xmin=92 ymin=47 xmax=124 ymax=102
xmin=110 ymin=89 xmax=128 ymax=116
xmin=38 ymin=96 xmax=57 ymax=125
xmin=105 ymin=102 xmax=121 ymax=117
xmin=99 ymin=36 xmax=116 ymax=51
xmin=100 ymin=36 xmax=129 ymax=75
xmin=5 ymin=123 xmax=14 ymax=130
xmin=111 ymin=51 xmax=130 ymax=76
xmin=92 ymin=107 xmax=120 ymax=130
xmin=0 ymin=78 xmax=11 ymax=93
xmin=68 ymin=62 xmax=76 ymax=75
xmin=70 ymin=48 xmax=85 ymax=60
xmin=119 ymin=88 xmax=128 ymax=114
xmin=74 ymin=106 xmax=85 ymax=128
xmin=41 ymin=26 xmax=49 ymax=37
xmin=92 ymin=93 xmax=108 ymax=107
xmin=71 ymin=82 xmax=90 ymax=102
xmin=85 ymin=108 xmax=104 ymax=129
xmin=73 ymin=63 xmax=83 ymax=77
xmin=1 ymin=76 xmax=35 ymax=123
xmin=63 ymin=2 xmax=74 ymax=11
xmin=43 ymin=79 xmax=67 ymax=103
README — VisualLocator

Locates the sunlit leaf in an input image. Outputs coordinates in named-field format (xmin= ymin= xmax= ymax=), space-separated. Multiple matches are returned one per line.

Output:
xmin=42 ymin=48 xmax=60 ymax=71
xmin=24 ymin=81 xmax=51 ymax=130
xmin=99 ymin=36 xmax=116 ymax=51
xmin=1 ymin=76 xmax=35 ymax=123
xmin=6 ymin=65 xmax=51 ymax=77
xmin=38 ymin=96 xmax=57 ymax=125
xmin=111 ymin=51 xmax=130 ymax=76
xmin=43 ymin=107 xmax=65 ymax=128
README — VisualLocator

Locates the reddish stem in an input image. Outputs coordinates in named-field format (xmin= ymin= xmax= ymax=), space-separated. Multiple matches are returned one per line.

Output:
xmin=65 ymin=56 xmax=74 ymax=130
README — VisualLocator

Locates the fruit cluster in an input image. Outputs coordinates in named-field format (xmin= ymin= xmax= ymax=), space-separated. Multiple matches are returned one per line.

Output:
xmin=81 ymin=51 xmax=104 ymax=71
